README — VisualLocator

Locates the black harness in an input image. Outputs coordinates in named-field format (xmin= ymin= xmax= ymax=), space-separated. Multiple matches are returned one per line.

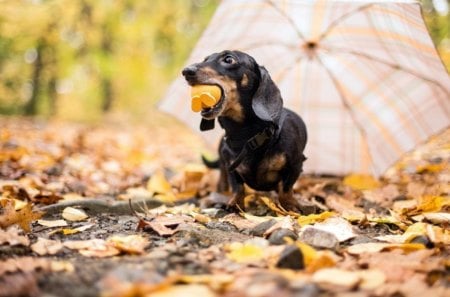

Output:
xmin=219 ymin=112 xmax=287 ymax=172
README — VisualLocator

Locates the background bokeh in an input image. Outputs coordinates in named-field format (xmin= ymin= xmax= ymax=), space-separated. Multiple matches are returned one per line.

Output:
xmin=0 ymin=0 xmax=448 ymax=122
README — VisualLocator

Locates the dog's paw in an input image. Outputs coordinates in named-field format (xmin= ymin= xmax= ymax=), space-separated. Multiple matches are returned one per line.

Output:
xmin=227 ymin=194 xmax=245 ymax=212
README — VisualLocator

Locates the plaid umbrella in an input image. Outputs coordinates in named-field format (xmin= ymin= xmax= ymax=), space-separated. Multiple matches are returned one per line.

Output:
xmin=159 ymin=0 xmax=450 ymax=176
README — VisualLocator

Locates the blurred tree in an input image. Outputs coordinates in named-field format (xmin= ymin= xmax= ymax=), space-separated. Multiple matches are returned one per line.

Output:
xmin=0 ymin=0 xmax=218 ymax=119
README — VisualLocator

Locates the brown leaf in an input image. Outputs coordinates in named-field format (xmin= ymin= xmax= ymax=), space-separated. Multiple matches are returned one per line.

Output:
xmin=0 ymin=226 xmax=29 ymax=246
xmin=30 ymin=237 xmax=63 ymax=256
xmin=107 ymin=234 xmax=149 ymax=255
xmin=0 ymin=200 xmax=43 ymax=232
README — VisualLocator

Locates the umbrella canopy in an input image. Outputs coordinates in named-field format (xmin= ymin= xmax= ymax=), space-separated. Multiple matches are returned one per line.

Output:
xmin=159 ymin=0 xmax=450 ymax=176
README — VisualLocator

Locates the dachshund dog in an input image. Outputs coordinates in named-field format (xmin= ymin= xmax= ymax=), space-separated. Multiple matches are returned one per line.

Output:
xmin=182 ymin=50 xmax=307 ymax=212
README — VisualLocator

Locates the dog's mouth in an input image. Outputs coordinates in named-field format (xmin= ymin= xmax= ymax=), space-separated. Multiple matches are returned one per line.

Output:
xmin=197 ymin=84 xmax=225 ymax=120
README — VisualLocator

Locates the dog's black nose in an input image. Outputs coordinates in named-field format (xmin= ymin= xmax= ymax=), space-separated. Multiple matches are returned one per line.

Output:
xmin=182 ymin=65 xmax=198 ymax=77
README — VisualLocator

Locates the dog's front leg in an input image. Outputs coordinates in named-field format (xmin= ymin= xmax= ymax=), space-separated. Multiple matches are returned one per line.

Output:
xmin=227 ymin=172 xmax=246 ymax=210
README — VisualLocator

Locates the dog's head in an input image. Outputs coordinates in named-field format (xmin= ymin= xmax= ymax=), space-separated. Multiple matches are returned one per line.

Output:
xmin=182 ymin=50 xmax=282 ymax=131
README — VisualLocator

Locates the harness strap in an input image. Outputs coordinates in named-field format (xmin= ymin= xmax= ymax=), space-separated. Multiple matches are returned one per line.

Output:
xmin=228 ymin=126 xmax=275 ymax=172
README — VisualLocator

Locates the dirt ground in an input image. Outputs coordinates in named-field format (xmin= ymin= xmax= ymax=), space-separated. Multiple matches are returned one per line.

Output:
xmin=0 ymin=117 xmax=449 ymax=297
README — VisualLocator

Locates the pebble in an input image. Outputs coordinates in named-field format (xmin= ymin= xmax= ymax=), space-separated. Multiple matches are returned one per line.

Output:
xmin=268 ymin=228 xmax=298 ymax=245
xmin=249 ymin=219 xmax=277 ymax=237
xmin=276 ymin=245 xmax=304 ymax=270
xmin=299 ymin=227 xmax=339 ymax=250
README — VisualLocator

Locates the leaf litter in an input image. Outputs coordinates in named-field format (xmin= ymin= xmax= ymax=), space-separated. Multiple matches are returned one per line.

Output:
xmin=0 ymin=118 xmax=449 ymax=297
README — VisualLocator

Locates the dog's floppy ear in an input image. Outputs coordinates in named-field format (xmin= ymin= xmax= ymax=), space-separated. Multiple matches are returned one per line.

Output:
xmin=200 ymin=118 xmax=215 ymax=131
xmin=251 ymin=66 xmax=283 ymax=125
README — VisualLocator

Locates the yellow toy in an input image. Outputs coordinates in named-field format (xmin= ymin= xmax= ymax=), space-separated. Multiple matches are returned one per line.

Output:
xmin=190 ymin=85 xmax=221 ymax=112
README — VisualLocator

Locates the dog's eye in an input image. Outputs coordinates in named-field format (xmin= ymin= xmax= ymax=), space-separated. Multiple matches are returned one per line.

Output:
xmin=222 ymin=55 xmax=237 ymax=65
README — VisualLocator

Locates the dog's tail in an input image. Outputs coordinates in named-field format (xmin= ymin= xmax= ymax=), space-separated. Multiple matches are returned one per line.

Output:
xmin=202 ymin=155 xmax=220 ymax=169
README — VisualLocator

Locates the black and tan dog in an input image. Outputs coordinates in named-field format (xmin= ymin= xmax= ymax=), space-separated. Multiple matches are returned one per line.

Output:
xmin=182 ymin=50 xmax=307 ymax=212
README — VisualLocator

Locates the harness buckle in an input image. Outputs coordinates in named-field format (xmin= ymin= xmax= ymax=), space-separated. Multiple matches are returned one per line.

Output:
xmin=247 ymin=127 xmax=274 ymax=150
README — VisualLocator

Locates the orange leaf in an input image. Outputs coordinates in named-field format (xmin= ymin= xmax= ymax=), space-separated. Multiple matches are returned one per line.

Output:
xmin=0 ymin=200 xmax=43 ymax=233
xmin=343 ymin=174 xmax=380 ymax=191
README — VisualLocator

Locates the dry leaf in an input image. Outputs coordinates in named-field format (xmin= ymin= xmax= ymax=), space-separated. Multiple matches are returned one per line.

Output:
xmin=0 ymin=226 xmax=29 ymax=246
xmin=31 ymin=237 xmax=63 ymax=256
xmin=64 ymin=239 xmax=120 ymax=257
xmin=226 ymin=242 xmax=265 ymax=264
xmin=150 ymin=284 xmax=216 ymax=297
xmin=347 ymin=242 xmax=426 ymax=255
xmin=423 ymin=212 xmax=450 ymax=224
xmin=37 ymin=219 xmax=68 ymax=228
xmin=312 ymin=217 xmax=357 ymax=242
xmin=0 ymin=200 xmax=43 ymax=232
xmin=312 ymin=268 xmax=360 ymax=289
xmin=147 ymin=170 xmax=172 ymax=195
xmin=343 ymin=174 xmax=380 ymax=190
xmin=62 ymin=207 xmax=88 ymax=221
xmin=107 ymin=234 xmax=149 ymax=254
xmin=297 ymin=211 xmax=335 ymax=227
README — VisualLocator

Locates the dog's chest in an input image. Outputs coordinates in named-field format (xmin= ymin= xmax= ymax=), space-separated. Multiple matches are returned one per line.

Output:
xmin=235 ymin=153 xmax=287 ymax=187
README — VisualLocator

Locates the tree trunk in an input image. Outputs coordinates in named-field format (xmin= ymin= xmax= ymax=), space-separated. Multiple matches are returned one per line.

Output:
xmin=24 ymin=41 xmax=44 ymax=115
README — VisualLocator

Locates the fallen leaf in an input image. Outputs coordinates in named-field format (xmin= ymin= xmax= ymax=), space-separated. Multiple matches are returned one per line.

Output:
xmin=55 ymin=223 xmax=95 ymax=235
xmin=62 ymin=207 xmax=88 ymax=221
xmin=64 ymin=239 xmax=120 ymax=257
xmin=0 ymin=198 xmax=28 ymax=210
xmin=358 ymin=269 xmax=386 ymax=290
xmin=150 ymin=284 xmax=216 ymax=297
xmin=37 ymin=219 xmax=68 ymax=228
xmin=347 ymin=242 xmax=425 ymax=255
xmin=226 ymin=242 xmax=265 ymax=264
xmin=423 ymin=212 xmax=450 ymax=224
xmin=107 ymin=234 xmax=149 ymax=254
xmin=343 ymin=174 xmax=380 ymax=191
xmin=410 ymin=195 xmax=449 ymax=215
xmin=0 ymin=257 xmax=73 ymax=276
xmin=312 ymin=268 xmax=360 ymax=289
xmin=297 ymin=211 xmax=335 ymax=227
xmin=263 ymin=216 xmax=295 ymax=237
xmin=0 ymin=200 xmax=43 ymax=232
xmin=30 ymin=237 xmax=63 ymax=256
xmin=138 ymin=215 xmax=191 ymax=236
xmin=147 ymin=170 xmax=172 ymax=195
xmin=312 ymin=217 xmax=357 ymax=242
xmin=178 ymin=274 xmax=234 ymax=291
xmin=0 ymin=226 xmax=29 ymax=246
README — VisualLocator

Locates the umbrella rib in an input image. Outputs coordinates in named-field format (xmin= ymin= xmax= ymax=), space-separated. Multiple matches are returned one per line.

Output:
xmin=318 ymin=4 xmax=374 ymax=42
xmin=328 ymin=46 xmax=450 ymax=100
xmin=315 ymin=55 xmax=375 ymax=172
xmin=240 ymin=41 xmax=297 ymax=52
xmin=265 ymin=0 xmax=306 ymax=41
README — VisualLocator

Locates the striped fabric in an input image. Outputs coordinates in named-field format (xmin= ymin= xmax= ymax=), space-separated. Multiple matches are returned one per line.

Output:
xmin=159 ymin=0 xmax=450 ymax=176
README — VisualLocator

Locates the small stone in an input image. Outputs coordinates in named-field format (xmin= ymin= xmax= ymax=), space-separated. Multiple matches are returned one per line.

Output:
xmin=298 ymin=200 xmax=317 ymax=215
xmin=299 ymin=227 xmax=339 ymax=250
xmin=205 ymin=221 xmax=238 ymax=232
xmin=268 ymin=228 xmax=298 ymax=245
xmin=249 ymin=219 xmax=277 ymax=237
xmin=276 ymin=245 xmax=304 ymax=270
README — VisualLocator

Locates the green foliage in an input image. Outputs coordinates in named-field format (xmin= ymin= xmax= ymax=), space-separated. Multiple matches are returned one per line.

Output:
xmin=0 ymin=0 xmax=448 ymax=120
xmin=0 ymin=0 xmax=218 ymax=120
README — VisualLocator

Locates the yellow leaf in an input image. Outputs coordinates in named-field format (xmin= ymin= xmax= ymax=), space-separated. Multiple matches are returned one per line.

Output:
xmin=297 ymin=211 xmax=335 ymax=226
xmin=259 ymin=196 xmax=290 ymax=215
xmin=416 ymin=163 xmax=446 ymax=174
xmin=413 ymin=196 xmax=449 ymax=214
xmin=147 ymin=170 xmax=172 ymax=195
xmin=226 ymin=242 xmax=265 ymax=264
xmin=343 ymin=174 xmax=380 ymax=190
xmin=347 ymin=242 xmax=425 ymax=255
xmin=296 ymin=242 xmax=317 ymax=266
